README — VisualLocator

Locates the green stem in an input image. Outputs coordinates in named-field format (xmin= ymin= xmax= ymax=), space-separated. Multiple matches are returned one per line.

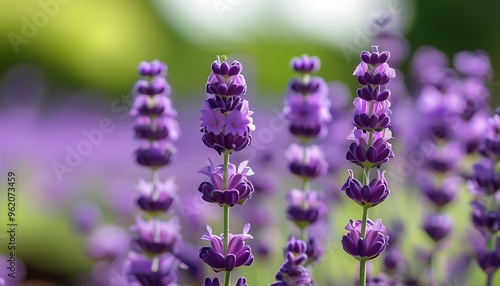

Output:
xmin=487 ymin=273 xmax=494 ymax=286
xmin=360 ymin=205 xmax=369 ymax=238
xmin=359 ymin=259 xmax=367 ymax=286
xmin=359 ymin=203 xmax=369 ymax=286
xmin=223 ymin=151 xmax=231 ymax=286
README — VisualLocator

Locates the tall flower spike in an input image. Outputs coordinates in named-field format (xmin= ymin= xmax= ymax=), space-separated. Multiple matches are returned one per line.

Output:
xmin=198 ymin=56 xmax=255 ymax=286
xmin=127 ymin=60 xmax=182 ymax=286
xmin=343 ymin=47 xmax=395 ymax=286
xmin=274 ymin=54 xmax=330 ymax=285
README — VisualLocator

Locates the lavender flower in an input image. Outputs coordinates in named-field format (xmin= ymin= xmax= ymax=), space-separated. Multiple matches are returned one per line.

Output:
xmin=286 ymin=189 xmax=328 ymax=228
xmin=422 ymin=214 xmax=453 ymax=242
xmin=127 ymin=60 xmax=182 ymax=286
xmin=342 ymin=47 xmax=395 ymax=286
xmin=418 ymin=173 xmax=460 ymax=208
xmin=126 ymin=252 xmax=179 ymax=286
xmin=199 ymin=224 xmax=254 ymax=272
xmin=135 ymin=178 xmax=176 ymax=213
xmin=342 ymin=219 xmax=389 ymax=261
xmin=468 ymin=110 xmax=500 ymax=284
xmin=346 ymin=128 xmax=394 ymax=169
xmin=278 ymin=55 xmax=330 ymax=284
xmin=471 ymin=200 xmax=500 ymax=234
xmin=198 ymin=159 xmax=255 ymax=206
xmin=342 ymin=169 xmax=390 ymax=207
xmin=200 ymin=56 xmax=254 ymax=155
xmin=131 ymin=217 xmax=181 ymax=254
xmin=286 ymin=143 xmax=328 ymax=179
xmin=271 ymin=236 xmax=313 ymax=286
xmin=198 ymin=56 xmax=255 ymax=286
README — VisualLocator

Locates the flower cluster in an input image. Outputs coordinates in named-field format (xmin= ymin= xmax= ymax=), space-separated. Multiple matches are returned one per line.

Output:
xmin=282 ymin=55 xmax=330 ymax=233
xmin=198 ymin=56 xmax=255 ymax=285
xmin=127 ymin=60 xmax=182 ymax=285
xmin=342 ymin=219 xmax=389 ymax=261
xmin=198 ymin=159 xmax=255 ymax=206
xmin=341 ymin=47 xmax=394 ymax=285
xmin=468 ymin=111 xmax=500 ymax=281
xmin=200 ymin=56 xmax=255 ymax=155
xmin=199 ymin=224 xmax=254 ymax=273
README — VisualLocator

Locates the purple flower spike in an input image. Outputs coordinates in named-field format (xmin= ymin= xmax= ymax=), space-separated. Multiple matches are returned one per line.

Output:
xmin=290 ymin=55 xmax=321 ymax=73
xmin=422 ymin=213 xmax=453 ymax=242
xmin=200 ymin=57 xmax=254 ymax=154
xmin=198 ymin=159 xmax=255 ymax=206
xmin=126 ymin=252 xmax=179 ymax=286
xmin=199 ymin=224 xmax=254 ymax=273
xmin=286 ymin=190 xmax=328 ymax=228
xmin=342 ymin=219 xmax=389 ymax=261
xmin=342 ymin=169 xmax=390 ymax=207
xmin=286 ymin=143 xmax=328 ymax=179
xmin=136 ymin=178 xmax=176 ymax=213
xmin=131 ymin=217 xmax=181 ymax=254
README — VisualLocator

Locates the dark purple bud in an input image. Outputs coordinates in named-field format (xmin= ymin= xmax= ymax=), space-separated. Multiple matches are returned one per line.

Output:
xmin=342 ymin=169 xmax=390 ymax=207
xmin=286 ymin=190 xmax=328 ymax=228
xmin=422 ymin=213 xmax=453 ymax=242
xmin=135 ymin=146 xmax=174 ymax=168
xmin=290 ymin=55 xmax=321 ymax=73
xmin=138 ymin=60 xmax=167 ymax=77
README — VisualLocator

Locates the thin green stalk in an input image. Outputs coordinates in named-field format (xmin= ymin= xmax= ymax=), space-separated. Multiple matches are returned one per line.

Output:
xmin=223 ymin=151 xmax=231 ymax=286
xmin=359 ymin=259 xmax=367 ymax=286
xmin=487 ymin=273 xmax=494 ymax=286
xmin=360 ymin=205 xmax=369 ymax=239
xmin=358 ymin=206 xmax=369 ymax=286
xmin=359 ymin=167 xmax=370 ymax=286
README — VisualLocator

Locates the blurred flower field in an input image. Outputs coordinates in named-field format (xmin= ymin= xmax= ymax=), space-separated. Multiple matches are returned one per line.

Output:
xmin=2 ymin=1 xmax=500 ymax=286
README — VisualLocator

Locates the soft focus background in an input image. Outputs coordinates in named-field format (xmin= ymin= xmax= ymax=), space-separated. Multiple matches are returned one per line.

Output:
xmin=1 ymin=0 xmax=500 ymax=285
